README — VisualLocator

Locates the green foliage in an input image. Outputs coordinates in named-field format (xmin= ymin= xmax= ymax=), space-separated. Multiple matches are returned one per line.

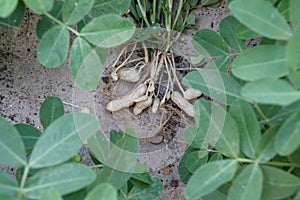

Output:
xmin=0 ymin=97 xmax=162 ymax=200
xmin=181 ymin=0 xmax=300 ymax=199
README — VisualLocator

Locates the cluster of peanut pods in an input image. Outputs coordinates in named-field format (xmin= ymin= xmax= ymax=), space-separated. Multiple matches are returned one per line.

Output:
xmin=106 ymin=48 xmax=202 ymax=117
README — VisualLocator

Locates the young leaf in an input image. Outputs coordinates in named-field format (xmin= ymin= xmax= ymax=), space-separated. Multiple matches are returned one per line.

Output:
xmin=0 ymin=1 xmax=25 ymax=30
xmin=85 ymin=183 xmax=117 ymax=200
xmin=232 ymin=45 xmax=288 ymax=81
xmin=14 ymin=124 xmax=41 ymax=153
xmin=261 ymin=166 xmax=300 ymax=200
xmin=90 ymin=0 xmax=131 ymax=16
xmin=23 ymin=0 xmax=53 ymax=14
xmin=41 ymin=189 xmax=63 ymax=200
xmin=0 ymin=170 xmax=18 ymax=196
xmin=255 ymin=125 xmax=279 ymax=163
xmin=29 ymin=113 xmax=99 ymax=168
xmin=290 ymin=0 xmax=300 ymax=29
xmin=127 ymin=177 xmax=163 ymax=200
xmin=229 ymin=0 xmax=292 ymax=40
xmin=182 ymin=63 xmax=243 ymax=105
xmin=81 ymin=14 xmax=135 ymax=48
xmin=185 ymin=160 xmax=238 ymax=199
xmin=0 ymin=0 xmax=18 ymax=18
xmin=241 ymin=79 xmax=300 ymax=106
xmin=24 ymin=163 xmax=96 ymax=199
xmin=0 ymin=116 xmax=26 ymax=167
xmin=274 ymin=110 xmax=300 ymax=156
xmin=37 ymin=25 xmax=70 ymax=68
xmin=228 ymin=164 xmax=263 ymax=200
xmin=193 ymin=29 xmax=229 ymax=57
xmin=219 ymin=16 xmax=244 ymax=52
xmin=62 ymin=0 xmax=95 ymax=25
xmin=185 ymin=151 xmax=208 ymax=173
xmin=287 ymin=27 xmax=300 ymax=71
xmin=39 ymin=96 xmax=64 ymax=129
xmin=69 ymin=38 xmax=108 ymax=91
xmin=229 ymin=100 xmax=260 ymax=158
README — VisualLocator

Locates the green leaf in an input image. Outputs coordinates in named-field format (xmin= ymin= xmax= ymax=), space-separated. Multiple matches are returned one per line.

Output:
xmin=90 ymin=0 xmax=131 ymax=16
xmin=289 ymin=147 xmax=300 ymax=166
xmin=41 ymin=189 xmax=63 ymax=200
xmin=23 ymin=0 xmax=53 ymax=14
xmin=241 ymin=79 xmax=300 ymax=106
xmin=36 ymin=1 xmax=63 ymax=39
xmin=277 ymin=0 xmax=290 ymax=21
xmin=261 ymin=166 xmax=300 ymax=200
xmin=0 ymin=116 xmax=26 ymax=167
xmin=0 ymin=170 xmax=18 ymax=196
xmin=289 ymin=70 xmax=300 ymax=90
xmin=69 ymin=38 xmax=108 ymax=91
xmin=85 ymin=183 xmax=117 ymax=200
xmin=229 ymin=0 xmax=292 ymax=40
xmin=202 ymin=190 xmax=227 ymax=200
xmin=290 ymin=0 xmax=300 ymax=29
xmin=40 ymin=96 xmax=64 ymax=129
xmin=178 ymin=148 xmax=193 ymax=182
xmin=29 ymin=113 xmax=99 ymax=168
xmin=255 ymin=125 xmax=279 ymax=163
xmin=127 ymin=177 xmax=163 ymax=200
xmin=185 ymin=160 xmax=238 ymax=199
xmin=214 ymin=112 xmax=240 ymax=158
xmin=193 ymin=29 xmax=229 ymax=57
xmin=209 ymin=153 xmax=223 ymax=162
xmin=131 ymin=172 xmax=152 ymax=185
xmin=214 ymin=57 xmax=231 ymax=73
xmin=287 ymin=27 xmax=300 ymax=71
xmin=24 ymin=163 xmax=96 ymax=199
xmin=37 ymin=25 xmax=70 ymax=68
xmin=0 ymin=1 xmax=25 ymax=30
xmin=0 ymin=194 xmax=17 ymax=200
xmin=14 ymin=124 xmax=41 ymax=154
xmin=275 ymin=110 xmax=300 ymax=156
xmin=81 ymin=14 xmax=135 ymax=48
xmin=0 ymin=0 xmax=18 ymax=18
xmin=236 ymin=24 xmax=260 ymax=40
xmin=185 ymin=151 xmax=208 ymax=173
xmin=88 ymin=129 xmax=140 ymax=173
xmin=201 ymin=0 xmax=219 ymax=6
xmin=192 ymin=99 xmax=240 ymax=158
xmin=232 ymin=45 xmax=288 ymax=81
xmin=219 ymin=16 xmax=244 ymax=52
xmin=228 ymin=164 xmax=263 ymax=200
xmin=182 ymin=64 xmax=243 ymax=105
xmin=63 ymin=188 xmax=87 ymax=200
xmin=184 ymin=125 xmax=205 ymax=149
xmin=229 ymin=100 xmax=260 ymax=158
xmin=62 ymin=0 xmax=94 ymax=25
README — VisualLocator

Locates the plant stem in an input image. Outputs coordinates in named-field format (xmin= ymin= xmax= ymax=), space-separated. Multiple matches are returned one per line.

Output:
xmin=172 ymin=0 xmax=184 ymax=30
xmin=137 ymin=0 xmax=151 ymax=27
xmin=17 ymin=164 xmax=30 ymax=199
xmin=254 ymin=103 xmax=271 ymax=128
xmin=236 ymin=158 xmax=255 ymax=163
xmin=89 ymin=164 xmax=104 ymax=168
xmin=236 ymin=157 xmax=300 ymax=169
xmin=152 ymin=0 xmax=157 ymax=24
xmin=44 ymin=13 xmax=80 ymax=36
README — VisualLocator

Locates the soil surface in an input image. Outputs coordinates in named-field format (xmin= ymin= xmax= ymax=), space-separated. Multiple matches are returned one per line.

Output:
xmin=0 ymin=1 xmax=229 ymax=199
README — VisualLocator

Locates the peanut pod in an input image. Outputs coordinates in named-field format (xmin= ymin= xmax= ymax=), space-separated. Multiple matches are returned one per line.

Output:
xmin=151 ymin=96 xmax=160 ymax=113
xmin=133 ymin=95 xmax=153 ymax=115
xmin=117 ymin=67 xmax=140 ymax=82
xmin=171 ymin=91 xmax=195 ymax=117
xmin=183 ymin=88 xmax=203 ymax=100
xmin=106 ymin=84 xmax=147 ymax=112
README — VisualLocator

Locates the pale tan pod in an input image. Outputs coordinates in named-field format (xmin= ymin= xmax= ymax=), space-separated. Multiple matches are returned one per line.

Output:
xmin=151 ymin=96 xmax=160 ymax=113
xmin=106 ymin=84 xmax=147 ymax=112
xmin=117 ymin=68 xmax=140 ymax=82
xmin=183 ymin=88 xmax=203 ymax=100
xmin=134 ymin=95 xmax=148 ymax=103
xmin=133 ymin=95 xmax=153 ymax=115
xmin=171 ymin=91 xmax=194 ymax=117
xmin=111 ymin=70 xmax=118 ymax=81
